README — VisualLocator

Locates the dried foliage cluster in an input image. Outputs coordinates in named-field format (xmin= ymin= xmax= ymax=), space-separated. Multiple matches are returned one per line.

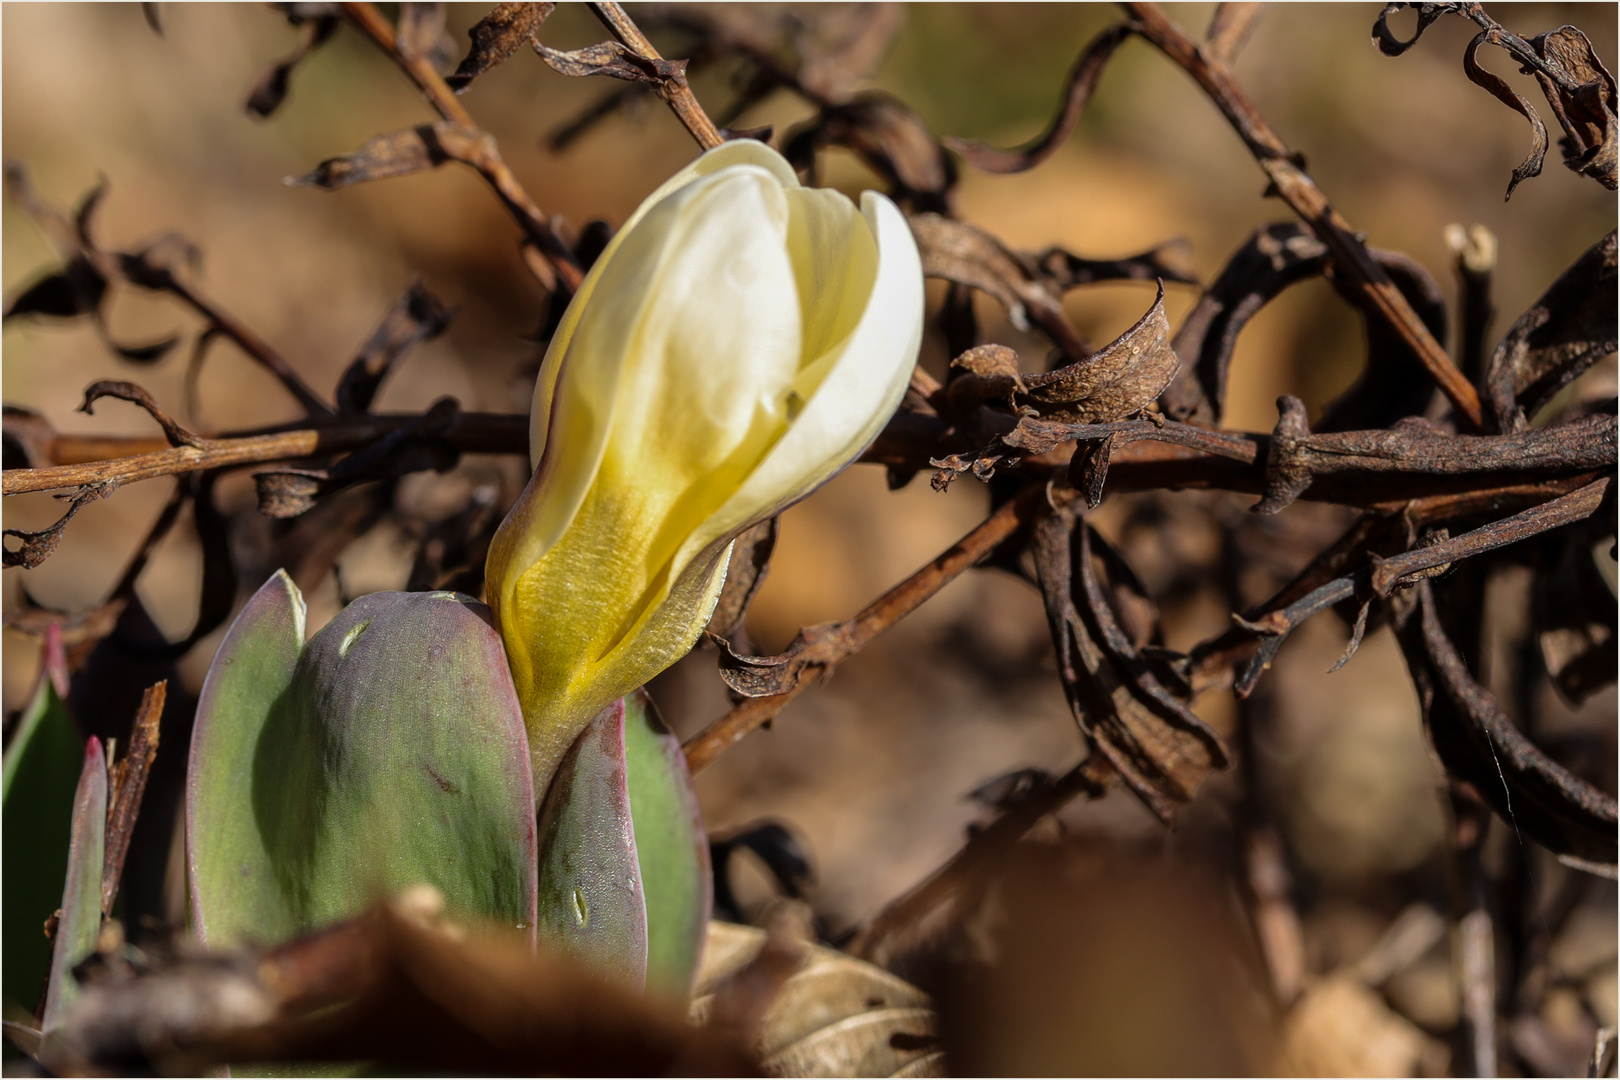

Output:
xmin=1 ymin=2 xmax=1616 ymax=1075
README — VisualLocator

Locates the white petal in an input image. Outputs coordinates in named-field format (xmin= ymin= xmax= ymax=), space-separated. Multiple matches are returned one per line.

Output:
xmin=678 ymin=190 xmax=923 ymax=565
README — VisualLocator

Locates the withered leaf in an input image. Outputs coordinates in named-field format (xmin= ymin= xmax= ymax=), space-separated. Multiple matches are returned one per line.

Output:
xmin=1463 ymin=29 xmax=1550 ymax=200
xmin=336 ymin=281 xmax=454 ymax=414
xmin=446 ymin=1 xmax=554 ymax=92
xmin=1395 ymin=579 xmax=1617 ymax=868
xmin=533 ymin=40 xmax=686 ymax=87
xmin=245 ymin=12 xmax=338 ymax=119
xmin=710 ymin=821 xmax=812 ymax=924
xmin=1021 ymin=282 xmax=1178 ymax=423
xmin=1033 ymin=239 xmax=1197 ymax=290
xmin=396 ymin=2 xmax=456 ymax=72
xmin=706 ymin=517 xmax=778 ymax=644
xmin=692 ymin=921 xmax=944 ymax=1078
xmin=1525 ymin=25 xmax=1618 ymax=190
xmin=908 ymin=214 xmax=1057 ymax=335
xmin=1031 ymin=502 xmax=1226 ymax=823
xmin=291 ymin=123 xmax=494 ymax=190
xmin=1486 ymin=229 xmax=1617 ymax=430
xmin=254 ymin=399 xmax=462 ymax=519
xmin=796 ymin=95 xmax=954 ymax=211
xmin=3 ymin=257 xmax=107 ymax=322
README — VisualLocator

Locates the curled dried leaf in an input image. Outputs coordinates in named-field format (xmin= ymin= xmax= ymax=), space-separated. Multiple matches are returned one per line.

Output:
xmin=1486 ymin=230 xmax=1617 ymax=430
xmin=245 ymin=11 xmax=338 ymax=119
xmin=291 ymin=123 xmax=496 ymax=190
xmin=1021 ymin=281 xmax=1178 ymax=423
xmin=446 ymin=2 xmax=554 ymax=92
xmin=533 ymin=40 xmax=686 ymax=87
xmin=336 ymin=282 xmax=455 ymax=414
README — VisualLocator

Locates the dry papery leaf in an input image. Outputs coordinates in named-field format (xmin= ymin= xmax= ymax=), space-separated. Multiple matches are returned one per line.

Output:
xmin=692 ymin=919 xmax=944 ymax=1078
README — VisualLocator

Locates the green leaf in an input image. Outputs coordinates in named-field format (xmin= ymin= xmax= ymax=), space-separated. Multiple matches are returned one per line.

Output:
xmin=534 ymin=693 xmax=712 ymax=998
xmin=535 ymin=699 xmax=648 ymax=989
xmin=188 ymin=572 xmax=537 ymax=950
xmin=2 ymin=630 xmax=82 ymax=1010
xmin=41 ymin=737 xmax=106 ymax=1035
xmin=622 ymin=690 xmax=711 ymax=1000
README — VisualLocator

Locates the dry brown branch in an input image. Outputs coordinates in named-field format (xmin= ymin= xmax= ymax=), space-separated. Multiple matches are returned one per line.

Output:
xmin=1122 ymin=2 xmax=1488 ymax=430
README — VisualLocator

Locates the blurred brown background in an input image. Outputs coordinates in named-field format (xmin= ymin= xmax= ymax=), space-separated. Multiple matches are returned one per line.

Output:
xmin=4 ymin=4 xmax=1615 ymax=1074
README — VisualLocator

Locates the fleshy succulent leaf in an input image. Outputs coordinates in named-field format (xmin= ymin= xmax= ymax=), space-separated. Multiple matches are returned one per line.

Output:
xmin=188 ymin=569 xmax=305 ymax=947
xmin=188 ymin=573 xmax=537 ymax=950
xmin=2 ymin=628 xmax=81 ymax=1009
xmin=622 ymin=690 xmax=711 ymax=1000
xmin=535 ymin=699 xmax=649 ymax=989
xmin=41 ymin=738 xmax=107 ymax=1035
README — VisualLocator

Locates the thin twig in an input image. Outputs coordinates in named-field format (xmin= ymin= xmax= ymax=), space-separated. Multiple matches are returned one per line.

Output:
xmin=161 ymin=277 xmax=333 ymax=417
xmin=682 ymin=485 xmax=1044 ymax=773
xmin=3 ymin=411 xmax=527 ymax=495
xmin=340 ymin=1 xmax=584 ymax=291
xmin=1122 ymin=2 xmax=1487 ymax=430
xmin=102 ymin=681 xmax=164 ymax=918
xmin=589 ymin=2 xmax=725 ymax=150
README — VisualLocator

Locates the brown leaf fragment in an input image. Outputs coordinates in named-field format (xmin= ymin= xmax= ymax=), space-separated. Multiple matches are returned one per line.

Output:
xmin=943 ymin=344 xmax=1025 ymax=416
xmin=1031 ymin=501 xmax=1225 ymax=822
xmin=253 ymin=398 xmax=462 ymax=518
xmin=1371 ymin=2 xmax=1451 ymax=58
xmin=335 ymin=281 xmax=454 ymax=414
xmin=2 ymin=256 xmax=106 ymax=322
xmin=1525 ymin=26 xmax=1618 ymax=190
xmin=947 ymin=23 xmax=1135 ymax=174
xmin=692 ymin=919 xmax=944 ymax=1078
xmin=1463 ymin=30 xmax=1550 ymax=200
xmin=1020 ymin=281 xmax=1178 ymax=423
xmin=2 ymin=484 xmax=115 ymax=570
xmin=446 ymin=2 xmax=554 ymax=91
xmin=396 ymin=2 xmax=456 ymax=72
xmin=1486 ymin=230 xmax=1617 ymax=430
xmin=794 ymin=95 xmax=955 ymax=212
xmin=245 ymin=11 xmax=339 ymax=119
xmin=291 ymin=123 xmax=495 ymax=190
xmin=1070 ymin=433 xmax=1117 ymax=509
xmin=534 ymin=39 xmax=686 ymax=87
xmin=1032 ymin=238 xmax=1197 ymax=290
xmin=1162 ymin=222 xmax=1328 ymax=423
xmin=706 ymin=518 xmax=778 ymax=644
xmin=908 ymin=214 xmax=1086 ymax=358
xmin=78 ymin=380 xmax=205 ymax=449
xmin=1394 ymin=579 xmax=1617 ymax=867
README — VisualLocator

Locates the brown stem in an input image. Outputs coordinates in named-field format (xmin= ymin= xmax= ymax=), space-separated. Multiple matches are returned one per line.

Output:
xmin=848 ymin=758 xmax=1112 ymax=968
xmin=164 ymin=279 xmax=333 ymax=417
xmin=589 ymin=2 xmax=725 ymax=151
xmin=682 ymin=486 xmax=1042 ymax=773
xmin=2 ymin=412 xmax=528 ymax=495
xmin=102 ymin=681 xmax=164 ymax=918
xmin=340 ymin=2 xmax=584 ymax=292
xmin=1122 ymin=2 xmax=1486 ymax=431
xmin=1449 ymin=787 xmax=1498 ymax=1077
